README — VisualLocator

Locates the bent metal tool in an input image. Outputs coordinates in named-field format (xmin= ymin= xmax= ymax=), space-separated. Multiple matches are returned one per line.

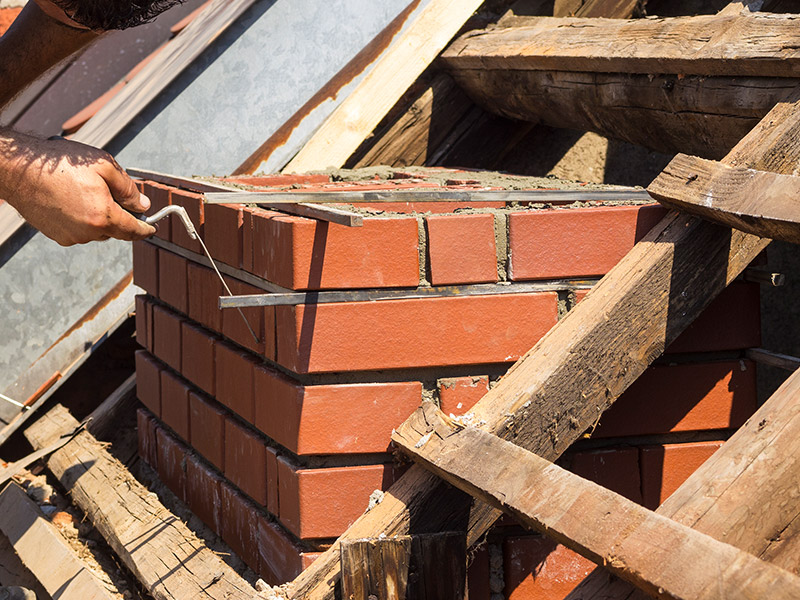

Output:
xmin=139 ymin=206 xmax=260 ymax=344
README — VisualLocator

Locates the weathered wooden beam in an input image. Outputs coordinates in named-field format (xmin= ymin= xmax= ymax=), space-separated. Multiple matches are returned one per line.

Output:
xmin=0 ymin=481 xmax=116 ymax=600
xmin=554 ymin=0 xmax=640 ymax=17
xmin=649 ymin=153 xmax=800 ymax=243
xmin=24 ymin=405 xmax=262 ymax=600
xmin=341 ymin=537 xmax=412 ymax=600
xmin=746 ymin=348 xmax=800 ymax=371
xmin=443 ymin=70 xmax=799 ymax=159
xmin=392 ymin=403 xmax=800 ymax=600
xmin=442 ymin=13 xmax=800 ymax=77
xmin=569 ymin=346 xmax=800 ymax=598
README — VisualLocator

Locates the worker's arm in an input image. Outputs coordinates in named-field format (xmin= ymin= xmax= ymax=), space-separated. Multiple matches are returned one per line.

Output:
xmin=0 ymin=129 xmax=156 ymax=245
xmin=0 ymin=1 xmax=155 ymax=245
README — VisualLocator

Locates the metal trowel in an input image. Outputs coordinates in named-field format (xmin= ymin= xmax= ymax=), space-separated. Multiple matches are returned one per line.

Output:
xmin=139 ymin=206 xmax=260 ymax=344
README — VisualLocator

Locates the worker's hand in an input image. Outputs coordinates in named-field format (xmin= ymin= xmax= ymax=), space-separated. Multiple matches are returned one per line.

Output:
xmin=0 ymin=130 xmax=156 ymax=246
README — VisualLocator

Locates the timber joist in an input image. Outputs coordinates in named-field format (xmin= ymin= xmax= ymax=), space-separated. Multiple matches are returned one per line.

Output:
xmin=439 ymin=13 xmax=800 ymax=158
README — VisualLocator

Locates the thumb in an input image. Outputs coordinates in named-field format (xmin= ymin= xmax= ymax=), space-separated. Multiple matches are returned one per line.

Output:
xmin=101 ymin=160 xmax=150 ymax=213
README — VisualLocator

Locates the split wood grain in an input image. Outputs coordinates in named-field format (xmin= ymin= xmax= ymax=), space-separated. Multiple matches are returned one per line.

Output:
xmin=441 ymin=13 xmax=800 ymax=78
xmin=284 ymin=85 xmax=800 ymax=600
xmin=24 ymin=404 xmax=259 ymax=600
xmin=282 ymin=0 xmax=485 ymax=173
xmin=443 ymin=70 xmax=799 ymax=159
xmin=392 ymin=403 xmax=800 ymax=600
xmin=649 ymin=153 xmax=800 ymax=243
xmin=569 ymin=346 xmax=800 ymax=598
xmin=0 ymin=481 xmax=116 ymax=600
xmin=554 ymin=0 xmax=640 ymax=17
xmin=340 ymin=537 xmax=411 ymax=600
xmin=75 ymin=0 xmax=258 ymax=149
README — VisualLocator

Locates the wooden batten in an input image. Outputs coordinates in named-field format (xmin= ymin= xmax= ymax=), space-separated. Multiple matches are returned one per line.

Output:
xmin=649 ymin=153 xmax=800 ymax=243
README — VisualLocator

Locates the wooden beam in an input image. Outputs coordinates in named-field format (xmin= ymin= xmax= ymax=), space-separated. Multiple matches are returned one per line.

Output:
xmin=442 ymin=70 xmax=799 ymax=159
xmin=85 ymin=373 xmax=136 ymax=440
xmin=555 ymin=0 xmax=640 ymax=17
xmin=285 ymin=88 xmax=800 ymax=600
xmin=392 ymin=403 xmax=800 ymax=600
xmin=442 ymin=13 xmax=800 ymax=78
xmin=340 ymin=537 xmax=411 ymax=600
xmin=0 ymin=481 xmax=116 ymax=600
xmin=746 ymin=348 xmax=800 ymax=371
xmin=282 ymin=0 xmax=485 ymax=173
xmin=570 ymin=343 xmax=800 ymax=598
xmin=649 ymin=153 xmax=800 ymax=243
xmin=23 ymin=405 xmax=261 ymax=600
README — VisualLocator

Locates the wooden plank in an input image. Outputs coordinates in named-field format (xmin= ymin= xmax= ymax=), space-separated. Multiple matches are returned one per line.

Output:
xmin=408 ymin=533 xmax=466 ymax=599
xmin=284 ymin=87 xmax=800 ymax=600
xmin=282 ymin=0 xmax=485 ymax=173
xmin=0 ymin=531 xmax=50 ymax=598
xmin=649 ymin=153 xmax=800 ymax=243
xmin=73 ymin=0 xmax=258 ymax=149
xmin=23 ymin=405 xmax=261 ymax=600
xmin=746 ymin=348 xmax=800 ymax=371
xmin=441 ymin=13 xmax=800 ymax=78
xmin=555 ymin=0 xmax=640 ymax=17
xmin=0 ymin=481 xmax=116 ymax=600
xmin=571 ymin=345 xmax=800 ymax=598
xmin=127 ymin=168 xmax=363 ymax=227
xmin=341 ymin=537 xmax=411 ymax=600
xmin=392 ymin=403 xmax=800 ymax=600
xmin=443 ymin=69 xmax=799 ymax=159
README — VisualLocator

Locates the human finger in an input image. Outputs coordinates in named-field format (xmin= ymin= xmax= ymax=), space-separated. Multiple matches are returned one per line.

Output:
xmin=103 ymin=200 xmax=156 ymax=241
xmin=98 ymin=159 xmax=150 ymax=213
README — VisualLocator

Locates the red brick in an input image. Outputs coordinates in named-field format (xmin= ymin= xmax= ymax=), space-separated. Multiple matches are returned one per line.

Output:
xmin=185 ymin=453 xmax=223 ymax=532
xmin=222 ymin=279 xmax=274 ymax=358
xmin=257 ymin=514 xmax=305 ymax=585
xmin=219 ymin=482 xmax=259 ymax=572
xmin=135 ymin=295 xmax=149 ymax=349
xmin=426 ymin=214 xmax=497 ymax=285
xmin=215 ymin=342 xmax=256 ymax=423
xmin=276 ymin=293 xmax=557 ymax=373
xmin=508 ymin=205 xmax=667 ymax=280
xmin=137 ymin=409 xmax=159 ymax=468
xmin=171 ymin=189 xmax=204 ymax=253
xmin=568 ymin=447 xmax=641 ymax=504
xmin=225 ymin=418 xmax=268 ymax=506
xmin=156 ymin=427 xmax=188 ymax=502
xmin=439 ymin=376 xmax=490 ymax=416
xmin=152 ymin=304 xmax=183 ymax=372
xmin=277 ymin=459 xmax=394 ymax=539
xmin=204 ymin=204 xmax=243 ymax=268
xmin=189 ymin=391 xmax=226 ymax=470
xmin=135 ymin=350 xmax=162 ymax=416
xmin=667 ymin=282 xmax=761 ymax=353
xmin=160 ymin=370 xmax=191 ymax=442
xmin=504 ymin=535 xmax=595 ymax=600
xmin=253 ymin=214 xmax=420 ymax=290
xmin=132 ymin=241 xmax=158 ymax=296
xmin=594 ymin=360 xmax=757 ymax=438
xmin=640 ymin=441 xmax=723 ymax=509
xmin=254 ymin=365 xmax=422 ymax=454
xmin=142 ymin=182 xmax=172 ymax=241
xmin=467 ymin=545 xmax=490 ymax=600
xmin=242 ymin=207 xmax=257 ymax=272
xmin=266 ymin=446 xmax=280 ymax=516
xmin=157 ymin=251 xmax=188 ymax=314
xmin=187 ymin=262 xmax=223 ymax=333
xmin=181 ymin=322 xmax=216 ymax=395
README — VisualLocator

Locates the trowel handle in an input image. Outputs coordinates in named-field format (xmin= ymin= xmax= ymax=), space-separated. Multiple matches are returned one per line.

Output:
xmin=138 ymin=205 xmax=198 ymax=240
